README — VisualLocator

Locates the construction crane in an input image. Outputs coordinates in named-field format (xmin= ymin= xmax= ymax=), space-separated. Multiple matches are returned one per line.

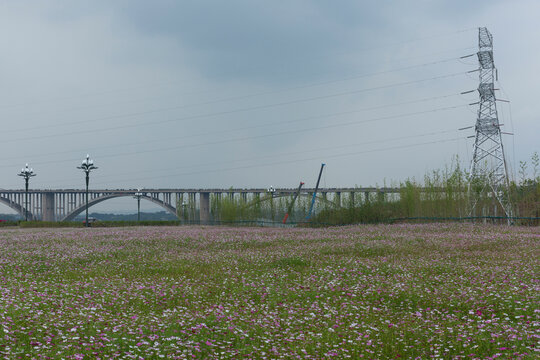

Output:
xmin=306 ymin=163 xmax=325 ymax=220
xmin=282 ymin=181 xmax=305 ymax=224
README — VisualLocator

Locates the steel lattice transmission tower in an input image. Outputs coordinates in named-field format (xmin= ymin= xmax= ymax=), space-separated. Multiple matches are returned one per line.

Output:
xmin=468 ymin=27 xmax=513 ymax=220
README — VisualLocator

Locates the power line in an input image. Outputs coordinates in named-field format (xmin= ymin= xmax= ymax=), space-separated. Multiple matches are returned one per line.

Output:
xmin=6 ymin=104 xmax=466 ymax=189
xmin=0 ymin=103 xmax=466 ymax=170
xmin=4 ymin=54 xmax=470 ymax=129
xmin=0 ymin=27 xmax=476 ymax=111
xmin=25 ymin=134 xmax=465 ymax=189
xmin=3 ymin=71 xmax=469 ymax=144
xmin=75 ymin=129 xmax=462 ymax=183
xmin=0 ymin=92 xmax=461 ymax=163
xmin=86 ymin=137 xmax=466 ymax=187
xmin=4 ymin=57 xmax=468 ymax=136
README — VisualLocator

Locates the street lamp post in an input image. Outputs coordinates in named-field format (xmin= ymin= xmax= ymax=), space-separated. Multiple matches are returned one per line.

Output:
xmin=267 ymin=186 xmax=276 ymax=222
xmin=77 ymin=155 xmax=97 ymax=227
xmin=133 ymin=189 xmax=144 ymax=222
xmin=18 ymin=164 xmax=36 ymax=221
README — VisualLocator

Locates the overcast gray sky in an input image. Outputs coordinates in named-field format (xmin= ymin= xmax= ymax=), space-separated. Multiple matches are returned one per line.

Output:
xmin=0 ymin=0 xmax=538 ymax=202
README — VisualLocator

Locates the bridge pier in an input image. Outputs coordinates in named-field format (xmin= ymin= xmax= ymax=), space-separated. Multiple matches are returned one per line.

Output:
xmin=189 ymin=192 xmax=197 ymax=221
xmin=200 ymin=192 xmax=210 ymax=225
xmin=334 ymin=192 xmax=341 ymax=207
xmin=42 ymin=193 xmax=55 ymax=222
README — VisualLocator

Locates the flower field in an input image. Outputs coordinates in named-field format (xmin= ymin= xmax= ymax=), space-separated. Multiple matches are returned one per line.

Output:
xmin=0 ymin=224 xmax=538 ymax=359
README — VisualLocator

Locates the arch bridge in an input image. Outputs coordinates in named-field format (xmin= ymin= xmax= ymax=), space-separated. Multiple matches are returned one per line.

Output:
xmin=0 ymin=187 xmax=400 ymax=223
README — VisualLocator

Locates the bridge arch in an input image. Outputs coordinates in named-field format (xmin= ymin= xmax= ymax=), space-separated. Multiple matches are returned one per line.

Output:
xmin=0 ymin=196 xmax=36 ymax=220
xmin=60 ymin=194 xmax=178 ymax=222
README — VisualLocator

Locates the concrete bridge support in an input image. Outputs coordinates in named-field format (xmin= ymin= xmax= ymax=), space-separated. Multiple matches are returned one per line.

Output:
xmin=335 ymin=192 xmax=341 ymax=207
xmin=200 ymin=192 xmax=210 ymax=224
xmin=189 ymin=193 xmax=197 ymax=221
xmin=42 ymin=193 xmax=55 ymax=222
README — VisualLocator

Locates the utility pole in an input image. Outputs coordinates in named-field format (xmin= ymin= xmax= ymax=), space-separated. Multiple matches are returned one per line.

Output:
xmin=468 ymin=27 xmax=513 ymax=223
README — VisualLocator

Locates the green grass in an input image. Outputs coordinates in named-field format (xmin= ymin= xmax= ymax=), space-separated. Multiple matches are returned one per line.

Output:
xmin=0 ymin=224 xmax=537 ymax=358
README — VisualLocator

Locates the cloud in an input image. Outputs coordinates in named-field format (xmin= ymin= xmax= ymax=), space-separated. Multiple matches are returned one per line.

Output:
xmin=109 ymin=1 xmax=385 ymax=83
xmin=0 ymin=0 xmax=537 ymax=201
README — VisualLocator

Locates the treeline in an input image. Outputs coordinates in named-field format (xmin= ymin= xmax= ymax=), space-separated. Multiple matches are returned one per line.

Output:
xmin=187 ymin=154 xmax=539 ymax=226
xmin=314 ymin=154 xmax=539 ymax=225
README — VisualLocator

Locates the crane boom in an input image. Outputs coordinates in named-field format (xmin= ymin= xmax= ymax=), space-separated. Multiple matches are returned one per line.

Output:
xmin=282 ymin=181 xmax=304 ymax=224
xmin=306 ymin=163 xmax=325 ymax=220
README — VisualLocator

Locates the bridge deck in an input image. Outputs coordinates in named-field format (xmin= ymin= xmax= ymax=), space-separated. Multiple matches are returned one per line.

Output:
xmin=0 ymin=187 xmax=451 ymax=222
xmin=0 ymin=187 xmax=402 ymax=194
